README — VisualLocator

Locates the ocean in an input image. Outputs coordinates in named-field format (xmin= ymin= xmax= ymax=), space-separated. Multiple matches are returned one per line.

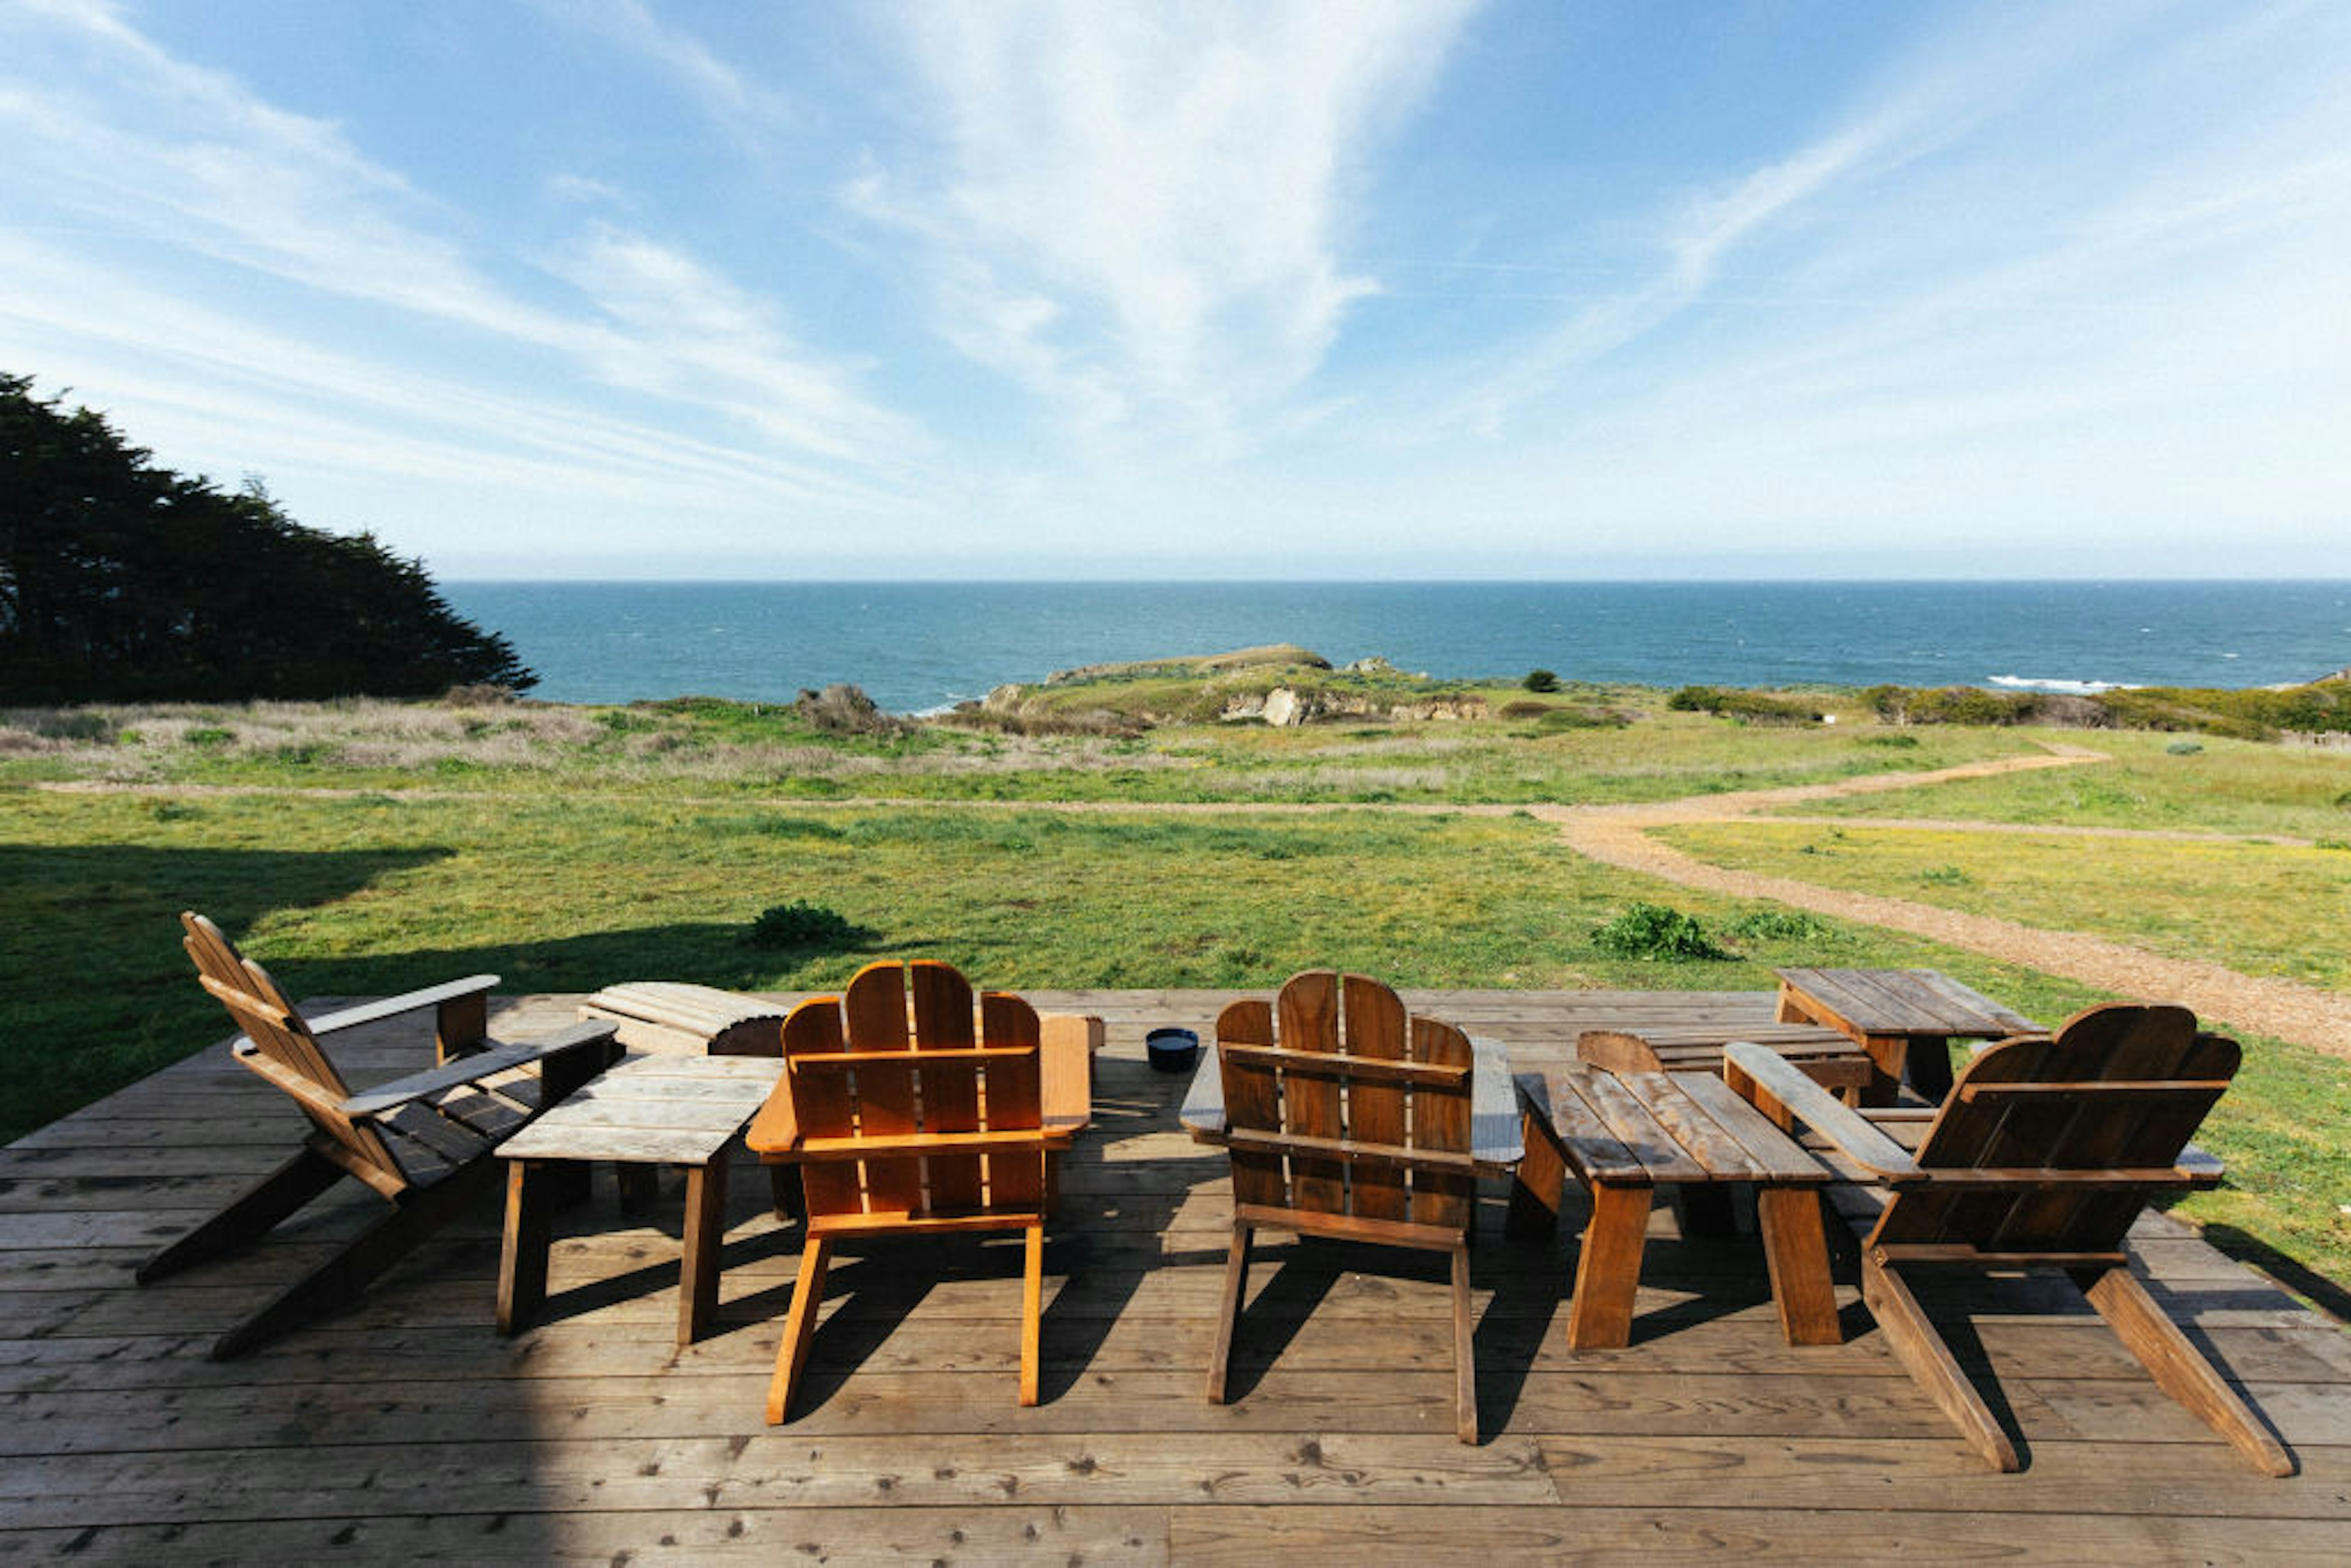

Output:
xmin=440 ymin=581 xmax=2351 ymax=714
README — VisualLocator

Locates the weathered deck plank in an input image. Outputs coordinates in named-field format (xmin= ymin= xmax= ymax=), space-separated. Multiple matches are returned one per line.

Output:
xmin=1 ymin=988 xmax=2342 ymax=1561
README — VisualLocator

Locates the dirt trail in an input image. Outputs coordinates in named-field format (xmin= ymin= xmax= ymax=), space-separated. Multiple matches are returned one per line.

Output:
xmin=35 ymin=746 xmax=2349 ymax=1056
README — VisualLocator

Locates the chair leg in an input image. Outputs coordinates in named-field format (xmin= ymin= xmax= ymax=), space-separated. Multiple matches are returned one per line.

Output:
xmin=766 ymin=1234 xmax=834 ymax=1425
xmin=210 ymin=1160 xmax=495 ymax=1360
xmin=137 ymin=1147 xmax=346 ymax=1283
xmin=1019 ymin=1223 xmax=1044 ymax=1408
xmin=1207 ymin=1223 xmax=1253 ymax=1403
xmin=1862 ymin=1255 xmax=2020 ymax=1471
xmin=2075 ymin=1265 xmax=2295 ymax=1477
xmin=1450 ymin=1240 xmax=1477 ymax=1445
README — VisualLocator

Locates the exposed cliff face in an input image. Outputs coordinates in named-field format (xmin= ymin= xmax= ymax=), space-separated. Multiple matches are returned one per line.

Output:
xmin=1231 ymin=687 xmax=1490 ymax=726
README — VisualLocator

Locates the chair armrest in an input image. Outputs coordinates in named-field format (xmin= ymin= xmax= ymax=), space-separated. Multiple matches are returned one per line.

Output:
xmin=1040 ymin=1013 xmax=1096 ymax=1132
xmin=744 ymin=1087 xmax=797 ymax=1155
xmin=306 ymin=976 xmax=499 ymax=1037
xmin=1724 ymin=1040 xmax=1921 ymax=1181
xmin=1468 ymin=1036 xmax=1525 ymax=1166
xmin=337 ymin=1021 xmax=613 ymax=1119
xmin=1179 ymin=1049 xmax=1225 ymax=1138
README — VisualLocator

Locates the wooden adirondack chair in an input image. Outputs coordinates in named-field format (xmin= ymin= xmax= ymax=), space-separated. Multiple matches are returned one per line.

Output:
xmin=744 ymin=959 xmax=1095 ymax=1424
xmin=1725 ymin=1003 xmax=2293 ymax=1476
xmin=1207 ymin=970 xmax=1483 ymax=1443
xmin=140 ymin=912 xmax=617 ymax=1358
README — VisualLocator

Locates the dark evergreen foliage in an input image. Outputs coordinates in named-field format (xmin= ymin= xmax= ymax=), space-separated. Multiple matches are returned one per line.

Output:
xmin=1 ymin=373 xmax=533 ymax=701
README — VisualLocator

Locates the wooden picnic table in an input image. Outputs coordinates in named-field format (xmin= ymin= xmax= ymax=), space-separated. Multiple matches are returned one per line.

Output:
xmin=1511 ymin=1065 xmax=1839 ymax=1351
xmin=1774 ymin=966 xmax=2039 ymax=1104
xmin=495 ymin=1052 xmax=786 ymax=1346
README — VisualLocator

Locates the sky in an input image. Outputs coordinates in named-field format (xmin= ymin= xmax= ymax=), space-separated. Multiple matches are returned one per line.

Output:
xmin=2 ymin=1 xmax=2346 ymax=581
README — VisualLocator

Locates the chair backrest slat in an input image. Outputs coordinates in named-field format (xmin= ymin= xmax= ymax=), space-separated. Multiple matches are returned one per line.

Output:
xmin=978 ymin=991 xmax=1044 ymax=1208
xmin=910 ymin=961 xmax=983 ymax=1210
xmin=842 ymin=961 xmax=924 ymax=1212
xmin=782 ymin=999 xmax=862 ymax=1216
xmin=1277 ymin=970 xmax=1346 ymax=1213
xmin=1215 ymin=998 xmax=1285 ymax=1210
xmin=1342 ymin=975 xmax=1412 ymax=1222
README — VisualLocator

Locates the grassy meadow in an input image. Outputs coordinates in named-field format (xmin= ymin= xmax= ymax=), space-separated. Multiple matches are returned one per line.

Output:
xmin=4 ymin=685 xmax=2347 ymax=1300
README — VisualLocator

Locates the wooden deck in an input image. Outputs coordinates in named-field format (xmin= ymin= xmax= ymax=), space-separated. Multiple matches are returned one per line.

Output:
xmin=3 ymin=989 xmax=2346 ymax=1562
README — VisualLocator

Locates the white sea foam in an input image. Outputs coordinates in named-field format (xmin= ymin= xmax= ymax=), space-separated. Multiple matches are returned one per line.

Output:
xmin=1987 ymin=675 xmax=2141 ymax=694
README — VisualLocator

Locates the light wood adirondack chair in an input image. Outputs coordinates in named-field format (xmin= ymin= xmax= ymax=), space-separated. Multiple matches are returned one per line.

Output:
xmin=140 ymin=912 xmax=617 ymax=1358
xmin=1207 ymin=970 xmax=1483 ymax=1443
xmin=1726 ymin=1002 xmax=2293 ymax=1476
xmin=744 ymin=959 xmax=1095 ymax=1423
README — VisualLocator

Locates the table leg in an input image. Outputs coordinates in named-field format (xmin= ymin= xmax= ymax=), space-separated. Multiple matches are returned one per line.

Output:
xmin=1506 ymin=1105 xmax=1568 ymax=1239
xmin=1757 ymin=1187 xmax=1840 ymax=1345
xmin=497 ymin=1159 xmax=555 ymax=1336
xmin=1904 ymin=1035 xmax=1956 ymax=1103
xmin=1858 ymin=1033 xmax=1908 ymax=1107
xmin=678 ymin=1156 xmax=729 ymax=1346
xmin=1565 ymin=1182 xmax=1652 ymax=1351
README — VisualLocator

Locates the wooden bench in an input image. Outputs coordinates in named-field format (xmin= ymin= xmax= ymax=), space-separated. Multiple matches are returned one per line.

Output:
xmin=579 ymin=983 xmax=789 ymax=1057
xmin=1510 ymin=1062 xmax=1838 ymax=1352
xmin=1577 ymin=1024 xmax=1873 ymax=1097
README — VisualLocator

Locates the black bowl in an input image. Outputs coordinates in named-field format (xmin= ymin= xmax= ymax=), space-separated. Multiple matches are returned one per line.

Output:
xmin=1145 ymin=1027 xmax=1201 ymax=1073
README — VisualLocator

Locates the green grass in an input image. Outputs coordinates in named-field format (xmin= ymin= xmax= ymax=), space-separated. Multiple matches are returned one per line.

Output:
xmin=0 ymin=784 xmax=2071 ymax=1142
xmin=1773 ymin=727 xmax=2351 ymax=839
xmin=1659 ymin=820 xmax=2351 ymax=990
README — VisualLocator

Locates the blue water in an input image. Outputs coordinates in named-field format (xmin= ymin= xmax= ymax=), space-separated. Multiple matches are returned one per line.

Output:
xmin=441 ymin=581 xmax=2351 ymax=713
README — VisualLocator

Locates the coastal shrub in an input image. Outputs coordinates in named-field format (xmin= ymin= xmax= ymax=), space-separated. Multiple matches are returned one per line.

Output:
xmin=1591 ymin=902 xmax=1733 ymax=962
xmin=2165 ymin=740 xmax=2205 ymax=756
xmin=1667 ymin=686 xmax=1822 ymax=726
xmin=32 ymin=711 xmax=116 ymax=743
xmin=1859 ymin=732 xmax=1920 ymax=748
xmin=1919 ymin=865 xmax=1973 ymax=887
xmin=1523 ymin=669 xmax=1560 ymax=693
xmin=1537 ymin=705 xmax=1624 ymax=730
xmin=747 ymin=900 xmax=860 ymax=949
xmin=1723 ymin=909 xmax=1831 ymax=943
xmin=1498 ymin=700 xmax=1554 ymax=719
xmin=183 ymin=726 xmax=233 ymax=748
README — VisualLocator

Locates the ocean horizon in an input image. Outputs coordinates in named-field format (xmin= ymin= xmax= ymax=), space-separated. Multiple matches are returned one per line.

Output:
xmin=441 ymin=580 xmax=2351 ymax=715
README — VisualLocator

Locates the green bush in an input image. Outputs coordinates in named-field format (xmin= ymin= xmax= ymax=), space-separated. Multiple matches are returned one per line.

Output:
xmin=183 ymin=726 xmax=233 ymax=748
xmin=1668 ymin=686 xmax=1821 ymax=725
xmin=1723 ymin=909 xmax=1830 ymax=943
xmin=1591 ymin=902 xmax=1733 ymax=961
xmin=1523 ymin=669 xmax=1560 ymax=693
xmin=747 ymin=900 xmax=861 ymax=949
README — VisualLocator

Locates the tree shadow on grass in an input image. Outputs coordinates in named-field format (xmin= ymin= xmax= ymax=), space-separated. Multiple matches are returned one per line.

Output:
xmin=0 ymin=842 xmax=454 ymax=1141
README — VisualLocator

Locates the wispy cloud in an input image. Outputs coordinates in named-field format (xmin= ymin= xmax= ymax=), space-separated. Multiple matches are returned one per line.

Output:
xmin=0 ymin=0 xmax=918 ymax=492
xmin=525 ymin=0 xmax=792 ymax=140
xmin=862 ymin=0 xmax=1480 ymax=449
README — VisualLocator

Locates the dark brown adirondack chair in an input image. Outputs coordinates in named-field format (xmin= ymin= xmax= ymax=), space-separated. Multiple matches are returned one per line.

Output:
xmin=140 ymin=912 xmax=617 ymax=1358
xmin=1207 ymin=970 xmax=1483 ymax=1443
xmin=744 ymin=959 xmax=1095 ymax=1424
xmin=1727 ymin=1002 xmax=2293 ymax=1476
